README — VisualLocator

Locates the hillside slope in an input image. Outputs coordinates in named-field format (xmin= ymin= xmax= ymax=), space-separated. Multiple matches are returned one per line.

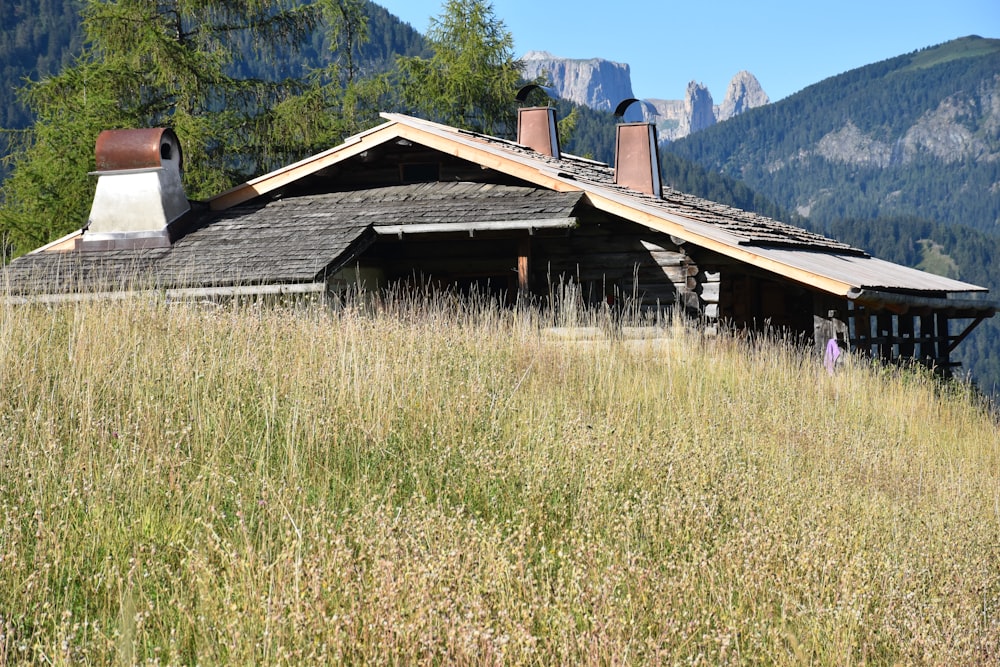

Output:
xmin=0 ymin=1 xmax=426 ymax=185
xmin=661 ymin=36 xmax=1000 ymax=392
xmin=0 ymin=0 xmax=83 ymax=130
xmin=1 ymin=296 xmax=997 ymax=663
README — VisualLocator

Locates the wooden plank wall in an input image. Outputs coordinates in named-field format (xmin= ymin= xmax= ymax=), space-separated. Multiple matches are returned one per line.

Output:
xmin=535 ymin=222 xmax=698 ymax=311
xmin=355 ymin=221 xmax=702 ymax=312
xmin=700 ymin=259 xmax=816 ymax=336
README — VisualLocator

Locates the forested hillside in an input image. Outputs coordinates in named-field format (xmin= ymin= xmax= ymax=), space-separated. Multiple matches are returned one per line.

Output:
xmin=228 ymin=1 xmax=428 ymax=81
xmin=0 ymin=0 xmax=83 ymax=130
xmin=656 ymin=36 xmax=1000 ymax=394
xmin=0 ymin=0 xmax=84 ymax=181
xmin=556 ymin=100 xmax=793 ymax=223
xmin=0 ymin=1 xmax=425 ymax=189
xmin=0 ymin=1 xmax=425 ymax=131
xmin=664 ymin=36 xmax=1000 ymax=232
xmin=811 ymin=217 xmax=1000 ymax=393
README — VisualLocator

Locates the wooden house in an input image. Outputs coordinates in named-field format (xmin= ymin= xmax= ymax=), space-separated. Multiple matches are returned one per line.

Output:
xmin=4 ymin=110 xmax=996 ymax=370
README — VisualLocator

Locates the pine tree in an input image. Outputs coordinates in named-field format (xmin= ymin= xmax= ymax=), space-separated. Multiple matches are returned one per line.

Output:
xmin=0 ymin=0 xmax=320 ymax=257
xmin=268 ymin=0 xmax=390 ymax=154
xmin=394 ymin=0 xmax=522 ymax=136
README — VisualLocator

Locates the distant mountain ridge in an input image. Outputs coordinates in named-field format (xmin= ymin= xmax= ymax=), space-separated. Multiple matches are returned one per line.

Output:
xmin=665 ymin=35 xmax=1000 ymax=231
xmin=521 ymin=51 xmax=769 ymax=141
xmin=521 ymin=51 xmax=635 ymax=112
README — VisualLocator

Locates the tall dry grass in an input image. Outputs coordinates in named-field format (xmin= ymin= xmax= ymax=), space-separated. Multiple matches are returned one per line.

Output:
xmin=0 ymin=293 xmax=997 ymax=665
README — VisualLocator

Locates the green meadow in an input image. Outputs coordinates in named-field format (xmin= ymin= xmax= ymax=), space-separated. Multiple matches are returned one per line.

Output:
xmin=0 ymin=295 xmax=997 ymax=664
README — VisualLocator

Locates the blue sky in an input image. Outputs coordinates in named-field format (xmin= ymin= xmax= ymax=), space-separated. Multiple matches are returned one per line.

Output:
xmin=375 ymin=0 xmax=999 ymax=102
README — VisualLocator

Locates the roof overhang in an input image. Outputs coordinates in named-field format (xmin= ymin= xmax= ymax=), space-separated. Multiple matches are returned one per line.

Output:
xmin=848 ymin=288 xmax=996 ymax=315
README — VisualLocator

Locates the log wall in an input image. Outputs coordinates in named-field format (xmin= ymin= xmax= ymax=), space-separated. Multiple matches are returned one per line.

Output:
xmin=535 ymin=221 xmax=698 ymax=311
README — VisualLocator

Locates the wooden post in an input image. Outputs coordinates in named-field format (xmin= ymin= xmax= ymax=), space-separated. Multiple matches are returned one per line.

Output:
xmin=877 ymin=313 xmax=894 ymax=361
xmin=853 ymin=308 xmax=872 ymax=357
xmin=936 ymin=313 xmax=950 ymax=368
xmin=898 ymin=315 xmax=915 ymax=359
xmin=517 ymin=237 xmax=531 ymax=293
xmin=814 ymin=302 xmax=847 ymax=354
xmin=920 ymin=313 xmax=937 ymax=362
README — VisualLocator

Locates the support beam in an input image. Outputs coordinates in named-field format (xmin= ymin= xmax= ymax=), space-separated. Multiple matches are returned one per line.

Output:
xmin=877 ymin=313 xmax=894 ymax=361
xmin=920 ymin=313 xmax=937 ymax=362
xmin=852 ymin=310 xmax=872 ymax=356
xmin=898 ymin=315 xmax=915 ymax=358
xmin=517 ymin=238 xmax=531 ymax=292
xmin=937 ymin=313 xmax=950 ymax=367
xmin=946 ymin=315 xmax=987 ymax=355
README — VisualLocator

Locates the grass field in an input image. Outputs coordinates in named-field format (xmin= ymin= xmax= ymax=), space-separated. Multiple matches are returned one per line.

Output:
xmin=0 ymin=294 xmax=998 ymax=664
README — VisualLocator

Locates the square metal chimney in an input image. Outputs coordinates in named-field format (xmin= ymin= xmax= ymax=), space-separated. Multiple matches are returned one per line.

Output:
xmin=614 ymin=122 xmax=662 ymax=198
xmin=517 ymin=107 xmax=560 ymax=159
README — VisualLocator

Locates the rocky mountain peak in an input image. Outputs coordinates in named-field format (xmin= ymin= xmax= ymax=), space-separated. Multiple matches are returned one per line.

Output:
xmin=685 ymin=82 xmax=716 ymax=134
xmin=717 ymin=71 xmax=770 ymax=122
xmin=519 ymin=52 xmax=768 ymax=142
xmin=521 ymin=51 xmax=634 ymax=113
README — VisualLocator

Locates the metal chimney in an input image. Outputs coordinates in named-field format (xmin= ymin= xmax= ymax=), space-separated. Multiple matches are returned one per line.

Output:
xmin=613 ymin=99 xmax=662 ymax=198
xmin=517 ymin=106 xmax=561 ymax=158
xmin=515 ymin=85 xmax=561 ymax=158
xmin=83 ymin=128 xmax=190 ymax=250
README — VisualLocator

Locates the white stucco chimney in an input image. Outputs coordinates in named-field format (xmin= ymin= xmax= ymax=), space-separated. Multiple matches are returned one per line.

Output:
xmin=83 ymin=128 xmax=189 ymax=249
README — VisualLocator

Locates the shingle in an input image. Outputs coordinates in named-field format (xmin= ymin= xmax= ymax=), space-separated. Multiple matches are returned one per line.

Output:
xmin=465 ymin=132 xmax=866 ymax=255
xmin=4 ymin=182 xmax=584 ymax=295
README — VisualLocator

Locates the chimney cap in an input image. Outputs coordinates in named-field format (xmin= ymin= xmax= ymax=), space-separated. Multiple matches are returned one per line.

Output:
xmin=614 ymin=98 xmax=641 ymax=119
xmin=95 ymin=128 xmax=182 ymax=172
xmin=516 ymin=84 xmax=558 ymax=103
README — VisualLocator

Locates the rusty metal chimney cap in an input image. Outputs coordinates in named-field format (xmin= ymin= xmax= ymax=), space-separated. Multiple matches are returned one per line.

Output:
xmin=515 ymin=84 xmax=558 ymax=103
xmin=614 ymin=98 xmax=641 ymax=119
xmin=94 ymin=128 xmax=182 ymax=172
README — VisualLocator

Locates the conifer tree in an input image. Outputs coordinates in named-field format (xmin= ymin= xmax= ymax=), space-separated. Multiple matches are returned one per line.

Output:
xmin=0 ymin=0 xmax=320 ymax=256
xmin=269 ymin=0 xmax=390 ymax=154
xmin=395 ymin=0 xmax=522 ymax=136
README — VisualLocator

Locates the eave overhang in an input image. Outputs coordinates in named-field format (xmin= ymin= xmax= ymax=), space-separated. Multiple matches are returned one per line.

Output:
xmin=848 ymin=288 xmax=997 ymax=316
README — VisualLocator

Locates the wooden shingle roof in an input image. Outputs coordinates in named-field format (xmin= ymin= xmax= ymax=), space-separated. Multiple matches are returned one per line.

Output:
xmin=359 ymin=114 xmax=992 ymax=308
xmin=3 ymin=183 xmax=583 ymax=296
xmin=462 ymin=130 xmax=865 ymax=254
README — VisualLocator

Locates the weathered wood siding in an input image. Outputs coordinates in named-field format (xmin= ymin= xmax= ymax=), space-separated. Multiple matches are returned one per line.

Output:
xmin=535 ymin=219 xmax=698 ymax=309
